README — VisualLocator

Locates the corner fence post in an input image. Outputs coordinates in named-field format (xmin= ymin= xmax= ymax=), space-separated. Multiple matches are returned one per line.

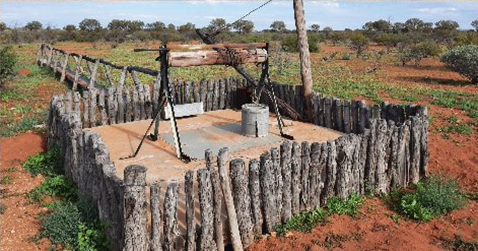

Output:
xmin=123 ymin=165 xmax=148 ymax=251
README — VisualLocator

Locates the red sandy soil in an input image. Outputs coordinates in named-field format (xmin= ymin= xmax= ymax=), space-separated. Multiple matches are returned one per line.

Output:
xmin=18 ymin=68 xmax=31 ymax=76
xmin=250 ymin=198 xmax=478 ymax=251
xmin=0 ymin=132 xmax=52 ymax=250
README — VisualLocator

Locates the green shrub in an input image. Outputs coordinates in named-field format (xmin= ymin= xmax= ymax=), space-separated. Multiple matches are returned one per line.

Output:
xmin=28 ymin=175 xmax=77 ymax=203
xmin=0 ymin=45 xmax=17 ymax=88
xmin=391 ymin=174 xmax=465 ymax=221
xmin=441 ymin=45 xmax=478 ymax=84
xmin=40 ymin=199 xmax=111 ymax=250
xmin=400 ymin=42 xmax=441 ymax=66
xmin=281 ymin=33 xmax=321 ymax=53
xmin=349 ymin=32 xmax=369 ymax=57
xmin=22 ymin=147 xmax=62 ymax=176
xmin=341 ymin=52 xmax=351 ymax=60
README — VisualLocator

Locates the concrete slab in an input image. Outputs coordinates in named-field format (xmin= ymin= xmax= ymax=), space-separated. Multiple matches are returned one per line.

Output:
xmin=88 ymin=109 xmax=343 ymax=183
xmin=161 ymin=122 xmax=281 ymax=159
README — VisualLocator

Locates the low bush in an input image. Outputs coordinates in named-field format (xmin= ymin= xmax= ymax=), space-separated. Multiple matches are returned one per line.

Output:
xmin=349 ymin=32 xmax=369 ymax=57
xmin=0 ymin=45 xmax=17 ymax=88
xmin=40 ymin=199 xmax=111 ymax=250
xmin=441 ymin=45 xmax=478 ymax=84
xmin=28 ymin=175 xmax=77 ymax=203
xmin=341 ymin=52 xmax=351 ymax=60
xmin=24 ymin=147 xmax=111 ymax=250
xmin=390 ymin=174 xmax=465 ymax=221
xmin=400 ymin=42 xmax=441 ymax=66
xmin=23 ymin=147 xmax=62 ymax=176
xmin=281 ymin=33 xmax=321 ymax=53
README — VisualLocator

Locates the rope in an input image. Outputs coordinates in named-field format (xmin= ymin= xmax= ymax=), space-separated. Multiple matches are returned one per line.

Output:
xmin=228 ymin=0 xmax=273 ymax=27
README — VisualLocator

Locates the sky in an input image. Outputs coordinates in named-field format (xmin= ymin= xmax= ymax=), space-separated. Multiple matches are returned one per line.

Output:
xmin=1 ymin=1 xmax=477 ymax=30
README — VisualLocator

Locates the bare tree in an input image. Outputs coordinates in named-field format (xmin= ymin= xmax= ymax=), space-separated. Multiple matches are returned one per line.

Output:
xmin=293 ymin=0 xmax=313 ymax=120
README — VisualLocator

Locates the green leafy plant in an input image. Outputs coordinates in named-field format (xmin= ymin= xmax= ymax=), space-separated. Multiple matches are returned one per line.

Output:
xmin=391 ymin=174 xmax=465 ymax=221
xmin=275 ymin=193 xmax=365 ymax=236
xmin=0 ymin=174 xmax=13 ymax=184
xmin=441 ymin=45 xmax=478 ymax=84
xmin=40 ymin=199 xmax=111 ymax=250
xmin=28 ymin=175 xmax=77 ymax=203
xmin=326 ymin=193 xmax=365 ymax=215
xmin=0 ymin=45 xmax=17 ymax=88
xmin=0 ymin=203 xmax=7 ymax=214
xmin=275 ymin=207 xmax=329 ymax=235
xmin=386 ymin=213 xmax=401 ymax=224
xmin=22 ymin=147 xmax=62 ymax=177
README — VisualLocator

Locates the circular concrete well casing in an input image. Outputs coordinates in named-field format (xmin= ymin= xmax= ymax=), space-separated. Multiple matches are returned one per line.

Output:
xmin=241 ymin=103 xmax=269 ymax=137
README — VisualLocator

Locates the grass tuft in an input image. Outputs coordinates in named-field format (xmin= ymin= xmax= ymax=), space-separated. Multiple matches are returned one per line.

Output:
xmin=441 ymin=234 xmax=478 ymax=251
xmin=275 ymin=193 xmax=364 ymax=236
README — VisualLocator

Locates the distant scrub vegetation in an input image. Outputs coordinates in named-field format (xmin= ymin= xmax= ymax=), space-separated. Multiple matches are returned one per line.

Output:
xmin=1 ymin=17 xmax=477 ymax=54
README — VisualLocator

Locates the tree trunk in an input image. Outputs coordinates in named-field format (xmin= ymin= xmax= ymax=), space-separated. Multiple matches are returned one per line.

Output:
xmin=293 ymin=0 xmax=314 ymax=121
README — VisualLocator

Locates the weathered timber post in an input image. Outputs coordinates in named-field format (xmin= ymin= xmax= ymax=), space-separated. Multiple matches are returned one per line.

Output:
xmin=293 ymin=0 xmax=314 ymax=121
xmin=217 ymin=147 xmax=243 ymax=250
xmin=185 ymin=170 xmax=196 ymax=251
xmin=89 ymin=59 xmax=99 ymax=88
xmin=260 ymin=151 xmax=276 ymax=232
xmin=205 ymin=149 xmax=224 ymax=251
xmin=291 ymin=141 xmax=302 ymax=214
xmin=73 ymin=55 xmax=83 ymax=91
xmin=150 ymin=182 xmax=163 ymax=251
xmin=163 ymin=183 xmax=181 ymax=251
xmin=300 ymin=141 xmax=311 ymax=210
xmin=248 ymin=159 xmax=263 ymax=234
xmin=280 ymin=141 xmax=292 ymax=221
xmin=60 ymin=53 xmax=69 ymax=84
xmin=229 ymin=158 xmax=254 ymax=247
xmin=197 ymin=168 xmax=217 ymax=250
xmin=123 ymin=165 xmax=148 ymax=251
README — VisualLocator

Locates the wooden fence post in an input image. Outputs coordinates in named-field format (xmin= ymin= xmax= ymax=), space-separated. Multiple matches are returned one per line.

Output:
xmin=260 ymin=151 xmax=276 ymax=233
xmin=321 ymin=140 xmax=337 ymax=205
xmin=205 ymin=149 xmax=224 ymax=251
xmin=280 ymin=141 xmax=292 ymax=221
xmin=271 ymin=147 xmax=282 ymax=222
xmin=89 ymin=59 xmax=99 ymax=88
xmin=60 ymin=53 xmax=69 ymax=84
xmin=291 ymin=141 xmax=302 ymax=215
xmin=197 ymin=168 xmax=217 ymax=250
xmin=248 ymin=159 xmax=263 ymax=234
xmin=123 ymin=165 xmax=148 ymax=251
xmin=164 ymin=183 xmax=181 ymax=251
xmin=217 ymin=148 xmax=243 ymax=250
xmin=230 ymin=158 xmax=254 ymax=247
xmin=300 ymin=142 xmax=311 ymax=211
xmin=73 ymin=55 xmax=83 ymax=91
xmin=150 ymin=181 xmax=163 ymax=251
xmin=185 ymin=170 xmax=196 ymax=251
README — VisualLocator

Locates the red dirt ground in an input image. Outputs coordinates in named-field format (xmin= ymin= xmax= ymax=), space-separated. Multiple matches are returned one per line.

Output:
xmin=18 ymin=68 xmax=31 ymax=76
xmin=0 ymin=132 xmax=52 ymax=250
